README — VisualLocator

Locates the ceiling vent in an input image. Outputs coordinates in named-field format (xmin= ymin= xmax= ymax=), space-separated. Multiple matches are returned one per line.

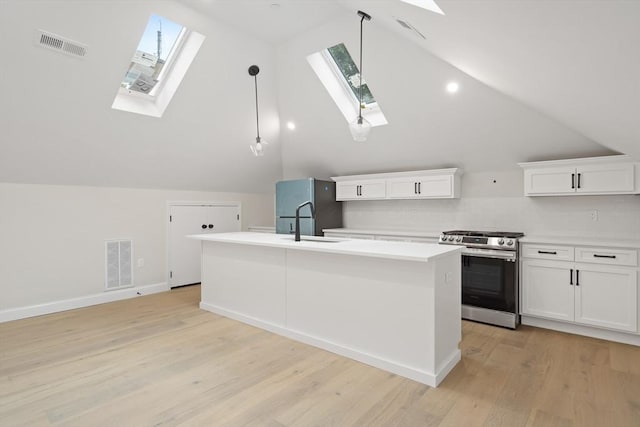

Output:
xmin=394 ymin=18 xmax=427 ymax=40
xmin=35 ymin=29 xmax=88 ymax=58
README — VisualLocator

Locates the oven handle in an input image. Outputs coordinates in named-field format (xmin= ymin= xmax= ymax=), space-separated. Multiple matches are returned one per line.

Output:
xmin=461 ymin=249 xmax=517 ymax=261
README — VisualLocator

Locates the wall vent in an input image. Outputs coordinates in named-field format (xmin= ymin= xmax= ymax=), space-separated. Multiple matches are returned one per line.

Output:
xmin=394 ymin=18 xmax=427 ymax=40
xmin=105 ymin=240 xmax=133 ymax=290
xmin=35 ymin=29 xmax=88 ymax=58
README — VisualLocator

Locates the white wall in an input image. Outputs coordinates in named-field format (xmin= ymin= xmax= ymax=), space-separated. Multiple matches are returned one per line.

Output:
xmin=0 ymin=183 xmax=274 ymax=311
xmin=343 ymin=170 xmax=640 ymax=239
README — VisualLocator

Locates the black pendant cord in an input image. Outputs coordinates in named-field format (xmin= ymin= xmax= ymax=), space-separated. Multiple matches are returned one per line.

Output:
xmin=254 ymin=75 xmax=260 ymax=140
xmin=358 ymin=13 xmax=364 ymax=121
xmin=356 ymin=11 xmax=371 ymax=123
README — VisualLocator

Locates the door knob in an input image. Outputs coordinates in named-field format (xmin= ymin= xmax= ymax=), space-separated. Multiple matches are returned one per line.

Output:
xmin=208 ymin=224 xmax=214 ymax=229
xmin=201 ymin=224 xmax=207 ymax=229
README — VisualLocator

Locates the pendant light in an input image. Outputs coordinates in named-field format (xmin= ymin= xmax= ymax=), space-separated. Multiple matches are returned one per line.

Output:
xmin=349 ymin=10 xmax=372 ymax=142
xmin=248 ymin=65 xmax=267 ymax=156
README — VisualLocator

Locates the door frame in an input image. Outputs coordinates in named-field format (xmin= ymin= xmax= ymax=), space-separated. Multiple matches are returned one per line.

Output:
xmin=166 ymin=201 xmax=242 ymax=287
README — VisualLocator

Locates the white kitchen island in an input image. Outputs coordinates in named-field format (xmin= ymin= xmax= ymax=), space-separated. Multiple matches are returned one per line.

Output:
xmin=191 ymin=232 xmax=462 ymax=387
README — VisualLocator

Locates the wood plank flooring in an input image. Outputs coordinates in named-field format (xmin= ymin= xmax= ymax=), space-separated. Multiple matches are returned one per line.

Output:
xmin=1 ymin=285 xmax=640 ymax=426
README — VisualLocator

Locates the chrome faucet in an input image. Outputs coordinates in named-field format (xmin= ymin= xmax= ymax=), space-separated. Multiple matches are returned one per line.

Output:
xmin=295 ymin=201 xmax=315 ymax=242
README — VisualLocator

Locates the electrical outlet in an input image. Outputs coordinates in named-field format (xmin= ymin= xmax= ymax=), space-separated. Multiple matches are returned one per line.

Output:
xmin=590 ymin=210 xmax=599 ymax=221
xmin=137 ymin=258 xmax=145 ymax=268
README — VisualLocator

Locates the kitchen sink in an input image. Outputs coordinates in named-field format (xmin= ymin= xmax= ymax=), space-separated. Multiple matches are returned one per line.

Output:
xmin=281 ymin=236 xmax=346 ymax=243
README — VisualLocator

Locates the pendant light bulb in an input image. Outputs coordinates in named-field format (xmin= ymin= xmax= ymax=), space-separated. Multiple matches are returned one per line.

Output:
xmin=250 ymin=136 xmax=266 ymax=157
xmin=349 ymin=116 xmax=371 ymax=142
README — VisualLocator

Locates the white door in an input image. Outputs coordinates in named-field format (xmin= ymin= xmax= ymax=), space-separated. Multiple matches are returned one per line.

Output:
xmin=574 ymin=264 xmax=637 ymax=332
xmin=523 ymin=167 xmax=576 ymax=195
xmin=521 ymin=259 xmax=574 ymax=321
xmin=386 ymin=178 xmax=419 ymax=199
xmin=575 ymin=163 xmax=635 ymax=194
xmin=169 ymin=204 xmax=240 ymax=288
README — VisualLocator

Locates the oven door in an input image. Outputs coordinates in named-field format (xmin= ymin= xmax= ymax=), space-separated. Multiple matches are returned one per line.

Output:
xmin=461 ymin=249 xmax=517 ymax=314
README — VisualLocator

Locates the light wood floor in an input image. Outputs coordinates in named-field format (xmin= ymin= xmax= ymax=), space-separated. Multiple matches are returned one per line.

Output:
xmin=2 ymin=286 xmax=640 ymax=427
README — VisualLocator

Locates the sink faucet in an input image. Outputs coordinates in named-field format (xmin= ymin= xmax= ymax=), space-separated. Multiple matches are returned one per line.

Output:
xmin=295 ymin=201 xmax=315 ymax=242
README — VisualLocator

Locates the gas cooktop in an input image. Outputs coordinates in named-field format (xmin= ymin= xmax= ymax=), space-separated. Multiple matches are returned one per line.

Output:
xmin=442 ymin=230 xmax=525 ymax=239
xmin=439 ymin=230 xmax=525 ymax=250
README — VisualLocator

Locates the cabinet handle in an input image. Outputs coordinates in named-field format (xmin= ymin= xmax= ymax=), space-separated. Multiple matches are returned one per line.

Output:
xmin=538 ymin=250 xmax=557 ymax=255
xmin=201 ymin=224 xmax=207 ymax=229
xmin=576 ymin=270 xmax=580 ymax=286
xmin=571 ymin=173 xmax=575 ymax=189
xmin=570 ymin=269 xmax=573 ymax=285
xmin=593 ymin=254 xmax=616 ymax=259
xmin=577 ymin=173 xmax=581 ymax=189
xmin=357 ymin=185 xmax=362 ymax=196
xmin=414 ymin=182 xmax=418 ymax=194
xmin=208 ymin=224 xmax=214 ymax=229
xmin=418 ymin=182 xmax=421 ymax=194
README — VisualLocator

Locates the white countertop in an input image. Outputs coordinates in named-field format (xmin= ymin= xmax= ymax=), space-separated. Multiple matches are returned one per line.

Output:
xmin=190 ymin=232 xmax=461 ymax=263
xmin=520 ymin=235 xmax=640 ymax=249
xmin=323 ymin=228 xmax=442 ymax=238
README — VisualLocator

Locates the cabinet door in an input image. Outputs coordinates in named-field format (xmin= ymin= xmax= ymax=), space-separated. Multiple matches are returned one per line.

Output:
xmin=521 ymin=259 xmax=574 ymax=321
xmin=386 ymin=178 xmax=419 ymax=199
xmin=417 ymin=175 xmax=455 ymax=198
xmin=524 ymin=167 xmax=576 ymax=195
xmin=336 ymin=179 xmax=386 ymax=201
xmin=574 ymin=264 xmax=637 ymax=332
xmin=575 ymin=163 xmax=635 ymax=194
xmin=204 ymin=205 xmax=241 ymax=233
xmin=387 ymin=175 xmax=456 ymax=199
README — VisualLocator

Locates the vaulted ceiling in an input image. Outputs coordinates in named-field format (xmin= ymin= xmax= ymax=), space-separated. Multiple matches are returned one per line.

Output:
xmin=1 ymin=0 xmax=636 ymax=193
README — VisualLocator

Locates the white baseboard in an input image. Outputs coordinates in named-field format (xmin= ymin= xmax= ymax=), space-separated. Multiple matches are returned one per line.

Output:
xmin=522 ymin=315 xmax=640 ymax=347
xmin=200 ymin=301 xmax=453 ymax=387
xmin=0 ymin=282 xmax=169 ymax=323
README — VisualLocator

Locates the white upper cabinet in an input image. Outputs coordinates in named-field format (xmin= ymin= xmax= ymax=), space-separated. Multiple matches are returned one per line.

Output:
xmin=335 ymin=179 xmax=386 ymax=201
xmin=332 ymin=169 xmax=462 ymax=201
xmin=387 ymin=174 xmax=459 ymax=199
xmin=519 ymin=155 xmax=640 ymax=196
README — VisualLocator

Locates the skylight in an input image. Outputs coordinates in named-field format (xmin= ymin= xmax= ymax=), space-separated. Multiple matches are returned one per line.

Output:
xmin=399 ymin=0 xmax=445 ymax=15
xmin=327 ymin=43 xmax=375 ymax=106
xmin=120 ymin=15 xmax=185 ymax=96
xmin=307 ymin=43 xmax=387 ymax=127
xmin=112 ymin=14 xmax=205 ymax=118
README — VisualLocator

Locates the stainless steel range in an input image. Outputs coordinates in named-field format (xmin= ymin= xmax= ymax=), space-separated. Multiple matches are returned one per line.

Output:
xmin=439 ymin=230 xmax=524 ymax=329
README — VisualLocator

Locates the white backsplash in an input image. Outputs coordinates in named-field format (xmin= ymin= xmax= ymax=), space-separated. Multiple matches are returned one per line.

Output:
xmin=342 ymin=171 xmax=640 ymax=239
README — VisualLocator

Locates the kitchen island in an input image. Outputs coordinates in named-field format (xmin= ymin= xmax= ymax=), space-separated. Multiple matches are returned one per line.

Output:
xmin=190 ymin=232 xmax=462 ymax=387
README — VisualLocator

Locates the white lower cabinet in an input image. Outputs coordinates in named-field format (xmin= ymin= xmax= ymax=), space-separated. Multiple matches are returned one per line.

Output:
xmin=521 ymin=243 xmax=638 ymax=333
xmin=521 ymin=259 xmax=574 ymax=322
xmin=574 ymin=264 xmax=637 ymax=332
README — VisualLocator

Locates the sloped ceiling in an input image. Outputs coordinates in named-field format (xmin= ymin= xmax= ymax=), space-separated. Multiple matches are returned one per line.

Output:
xmin=0 ymin=0 xmax=282 ymax=193
xmin=1 ymin=0 xmax=634 ymax=194
xmin=345 ymin=0 xmax=640 ymax=161
xmin=276 ymin=12 xmax=610 ymax=179
xmin=182 ymin=0 xmax=637 ymax=170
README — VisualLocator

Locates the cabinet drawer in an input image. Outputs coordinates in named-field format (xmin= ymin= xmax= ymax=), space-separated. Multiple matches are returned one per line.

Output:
xmin=522 ymin=244 xmax=574 ymax=261
xmin=575 ymin=247 xmax=638 ymax=267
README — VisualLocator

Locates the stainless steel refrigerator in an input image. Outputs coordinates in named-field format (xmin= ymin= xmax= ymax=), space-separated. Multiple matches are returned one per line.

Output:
xmin=275 ymin=178 xmax=342 ymax=236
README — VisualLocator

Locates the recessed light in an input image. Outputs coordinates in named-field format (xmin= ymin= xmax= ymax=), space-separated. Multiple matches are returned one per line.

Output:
xmin=446 ymin=82 xmax=459 ymax=93
xmin=286 ymin=121 xmax=296 ymax=130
